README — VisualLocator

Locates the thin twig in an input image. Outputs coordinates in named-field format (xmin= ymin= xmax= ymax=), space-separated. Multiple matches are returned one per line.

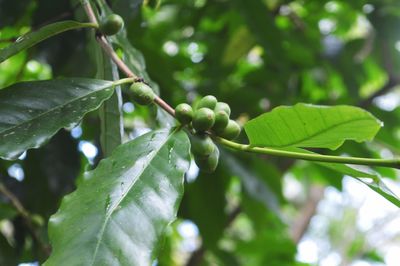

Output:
xmin=154 ymin=97 xmax=176 ymax=116
xmin=81 ymin=1 xmax=176 ymax=117
xmin=0 ymin=183 xmax=29 ymax=218
xmin=82 ymin=1 xmax=98 ymax=24
xmin=96 ymin=35 xmax=137 ymax=78
xmin=0 ymin=182 xmax=50 ymax=256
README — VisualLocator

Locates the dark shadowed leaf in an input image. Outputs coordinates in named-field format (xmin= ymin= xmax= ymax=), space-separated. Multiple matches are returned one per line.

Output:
xmin=0 ymin=21 xmax=96 ymax=63
xmin=96 ymin=46 xmax=124 ymax=157
xmin=181 ymin=166 xmax=229 ymax=249
xmin=45 ymin=129 xmax=190 ymax=266
xmin=22 ymin=130 xmax=80 ymax=218
xmin=0 ymin=78 xmax=115 ymax=160
xmin=0 ymin=233 xmax=17 ymax=266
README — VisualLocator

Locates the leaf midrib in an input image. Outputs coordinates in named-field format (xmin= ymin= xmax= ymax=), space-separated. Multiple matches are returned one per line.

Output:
xmin=89 ymin=129 xmax=177 ymax=265
xmin=251 ymin=117 xmax=376 ymax=149
xmin=0 ymin=82 xmax=114 ymax=136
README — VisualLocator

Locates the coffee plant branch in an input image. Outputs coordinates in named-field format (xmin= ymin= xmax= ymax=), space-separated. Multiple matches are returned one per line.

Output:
xmin=81 ymin=1 xmax=400 ymax=170
xmin=81 ymin=1 xmax=176 ymax=116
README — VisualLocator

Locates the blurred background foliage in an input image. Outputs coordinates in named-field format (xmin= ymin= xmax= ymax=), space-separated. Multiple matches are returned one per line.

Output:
xmin=1 ymin=0 xmax=400 ymax=265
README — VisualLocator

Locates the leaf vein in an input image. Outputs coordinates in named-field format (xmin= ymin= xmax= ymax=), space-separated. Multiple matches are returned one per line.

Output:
xmin=89 ymin=129 xmax=177 ymax=265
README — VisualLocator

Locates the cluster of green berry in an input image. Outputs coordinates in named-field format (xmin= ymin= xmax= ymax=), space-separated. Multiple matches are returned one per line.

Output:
xmin=175 ymin=95 xmax=241 ymax=173
xmin=175 ymin=96 xmax=240 ymax=139
xmin=129 ymin=67 xmax=240 ymax=173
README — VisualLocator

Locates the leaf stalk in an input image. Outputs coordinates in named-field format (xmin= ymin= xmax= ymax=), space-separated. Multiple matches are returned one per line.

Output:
xmin=216 ymin=137 xmax=400 ymax=169
xmin=112 ymin=77 xmax=135 ymax=86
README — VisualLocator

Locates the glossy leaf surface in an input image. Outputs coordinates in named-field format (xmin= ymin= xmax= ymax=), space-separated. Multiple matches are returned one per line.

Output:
xmin=0 ymin=78 xmax=115 ymax=160
xmin=45 ymin=129 xmax=190 ymax=266
xmin=244 ymin=103 xmax=382 ymax=150
xmin=0 ymin=21 xmax=95 ymax=63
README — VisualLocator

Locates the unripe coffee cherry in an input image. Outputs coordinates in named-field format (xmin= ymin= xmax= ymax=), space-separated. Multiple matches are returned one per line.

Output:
xmin=175 ymin=103 xmax=193 ymax=125
xmin=212 ymin=110 xmax=229 ymax=132
xmin=219 ymin=119 xmax=241 ymax=140
xmin=99 ymin=14 xmax=124 ymax=36
xmin=197 ymin=95 xmax=217 ymax=110
xmin=190 ymin=134 xmax=215 ymax=158
xmin=195 ymin=146 xmax=219 ymax=173
xmin=192 ymin=107 xmax=215 ymax=132
xmin=214 ymin=102 xmax=231 ymax=117
xmin=130 ymin=82 xmax=155 ymax=105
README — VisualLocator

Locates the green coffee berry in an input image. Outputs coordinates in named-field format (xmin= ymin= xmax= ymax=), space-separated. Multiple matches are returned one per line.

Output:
xmin=214 ymin=102 xmax=231 ymax=117
xmin=130 ymin=82 xmax=155 ymax=105
xmin=195 ymin=146 xmax=220 ymax=173
xmin=212 ymin=110 xmax=229 ymax=132
xmin=192 ymin=107 xmax=215 ymax=132
xmin=190 ymin=134 xmax=215 ymax=158
xmin=175 ymin=103 xmax=193 ymax=124
xmin=99 ymin=14 xmax=124 ymax=36
xmin=197 ymin=95 xmax=217 ymax=109
xmin=218 ymin=119 xmax=241 ymax=140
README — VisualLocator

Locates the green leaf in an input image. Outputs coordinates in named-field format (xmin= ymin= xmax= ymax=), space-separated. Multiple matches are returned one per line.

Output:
xmin=0 ymin=21 xmax=96 ymax=63
xmin=244 ymin=103 xmax=382 ymax=150
xmin=289 ymin=147 xmax=400 ymax=208
xmin=45 ymin=129 xmax=190 ymax=266
xmin=0 ymin=78 xmax=115 ymax=160
xmin=317 ymin=160 xmax=400 ymax=208
xmin=96 ymin=46 xmax=124 ymax=157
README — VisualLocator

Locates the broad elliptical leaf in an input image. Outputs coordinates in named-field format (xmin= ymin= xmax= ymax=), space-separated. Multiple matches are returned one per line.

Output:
xmin=244 ymin=103 xmax=382 ymax=150
xmin=45 ymin=129 xmax=190 ymax=266
xmin=0 ymin=78 xmax=115 ymax=160
xmin=243 ymin=103 xmax=400 ymax=206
